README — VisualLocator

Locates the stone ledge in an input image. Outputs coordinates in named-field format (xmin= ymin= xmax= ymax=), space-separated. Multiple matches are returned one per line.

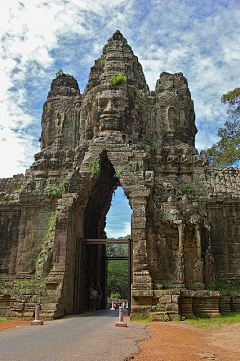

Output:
xmin=150 ymin=311 xmax=181 ymax=322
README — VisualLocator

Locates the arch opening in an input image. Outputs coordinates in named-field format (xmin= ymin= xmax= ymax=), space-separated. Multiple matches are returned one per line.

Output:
xmin=73 ymin=156 xmax=132 ymax=314
xmin=105 ymin=187 xmax=132 ymax=309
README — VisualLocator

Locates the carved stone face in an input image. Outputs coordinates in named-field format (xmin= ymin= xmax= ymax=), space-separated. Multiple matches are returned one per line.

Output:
xmin=96 ymin=89 xmax=128 ymax=131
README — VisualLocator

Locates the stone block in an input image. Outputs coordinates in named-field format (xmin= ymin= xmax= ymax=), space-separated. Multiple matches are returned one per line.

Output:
xmin=172 ymin=295 xmax=180 ymax=303
xmin=165 ymin=302 xmax=179 ymax=311
xmin=150 ymin=311 xmax=180 ymax=322
xmin=131 ymin=305 xmax=151 ymax=319
xmin=132 ymin=290 xmax=153 ymax=298
xmin=153 ymin=290 xmax=164 ymax=298
xmin=159 ymin=295 xmax=171 ymax=304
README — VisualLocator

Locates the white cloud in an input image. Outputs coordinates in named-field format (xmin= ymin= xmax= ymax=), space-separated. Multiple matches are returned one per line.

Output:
xmin=0 ymin=127 xmax=38 ymax=177
xmin=106 ymin=222 xmax=131 ymax=239
xmin=0 ymin=0 xmax=239 ymax=177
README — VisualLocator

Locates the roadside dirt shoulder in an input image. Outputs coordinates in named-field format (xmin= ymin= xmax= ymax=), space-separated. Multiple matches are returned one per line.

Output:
xmin=0 ymin=320 xmax=30 ymax=331
xmin=132 ymin=321 xmax=240 ymax=361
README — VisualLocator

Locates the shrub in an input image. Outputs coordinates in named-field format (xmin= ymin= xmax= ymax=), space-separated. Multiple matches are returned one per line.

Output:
xmin=88 ymin=157 xmax=100 ymax=179
xmin=112 ymin=73 xmax=126 ymax=85
xmin=96 ymin=58 xmax=104 ymax=65
xmin=55 ymin=69 xmax=64 ymax=78
xmin=50 ymin=185 xmax=65 ymax=198
xmin=180 ymin=182 xmax=196 ymax=198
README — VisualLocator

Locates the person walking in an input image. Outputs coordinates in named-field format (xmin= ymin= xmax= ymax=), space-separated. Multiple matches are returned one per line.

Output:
xmin=96 ymin=283 xmax=103 ymax=310
xmin=89 ymin=282 xmax=95 ymax=311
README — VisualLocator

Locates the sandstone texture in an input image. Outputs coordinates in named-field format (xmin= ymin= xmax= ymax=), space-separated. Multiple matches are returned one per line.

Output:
xmin=0 ymin=31 xmax=239 ymax=320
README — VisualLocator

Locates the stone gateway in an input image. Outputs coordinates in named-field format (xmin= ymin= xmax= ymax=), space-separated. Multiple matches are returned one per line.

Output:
xmin=0 ymin=31 xmax=240 ymax=320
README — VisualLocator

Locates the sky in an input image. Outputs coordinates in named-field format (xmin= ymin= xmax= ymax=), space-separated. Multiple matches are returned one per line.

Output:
xmin=105 ymin=187 xmax=132 ymax=238
xmin=0 ymin=0 xmax=239 ymax=236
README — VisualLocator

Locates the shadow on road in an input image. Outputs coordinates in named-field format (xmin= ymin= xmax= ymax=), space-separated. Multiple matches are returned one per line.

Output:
xmin=63 ymin=309 xmax=128 ymax=318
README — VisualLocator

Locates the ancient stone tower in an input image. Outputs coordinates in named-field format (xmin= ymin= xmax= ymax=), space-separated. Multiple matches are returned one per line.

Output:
xmin=0 ymin=31 xmax=240 ymax=320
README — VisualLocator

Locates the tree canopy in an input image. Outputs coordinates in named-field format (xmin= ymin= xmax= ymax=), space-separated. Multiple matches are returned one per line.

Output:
xmin=106 ymin=240 xmax=129 ymax=299
xmin=107 ymin=260 xmax=128 ymax=299
xmin=207 ymin=88 xmax=240 ymax=167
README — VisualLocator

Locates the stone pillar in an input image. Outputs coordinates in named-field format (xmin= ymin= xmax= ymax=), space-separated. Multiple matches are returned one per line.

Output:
xmin=130 ymin=192 xmax=153 ymax=284
xmin=193 ymin=225 xmax=204 ymax=288
xmin=130 ymin=190 xmax=153 ymax=318
xmin=204 ymin=225 xmax=215 ymax=287
xmin=176 ymin=222 xmax=185 ymax=285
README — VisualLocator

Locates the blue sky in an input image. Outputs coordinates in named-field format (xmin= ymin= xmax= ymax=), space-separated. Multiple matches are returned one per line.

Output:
xmin=105 ymin=187 xmax=132 ymax=238
xmin=0 ymin=0 xmax=239 ymax=235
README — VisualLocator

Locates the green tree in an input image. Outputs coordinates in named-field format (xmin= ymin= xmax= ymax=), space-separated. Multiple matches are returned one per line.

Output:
xmin=106 ymin=243 xmax=128 ymax=257
xmin=207 ymin=88 xmax=240 ymax=166
xmin=107 ymin=260 xmax=128 ymax=299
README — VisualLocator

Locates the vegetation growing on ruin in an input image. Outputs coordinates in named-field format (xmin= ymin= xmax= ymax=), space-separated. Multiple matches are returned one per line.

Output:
xmin=110 ymin=62 xmax=116 ymax=70
xmin=179 ymin=181 xmax=208 ymax=211
xmin=212 ymin=281 xmax=240 ymax=293
xmin=115 ymin=161 xmax=131 ymax=178
xmin=179 ymin=182 xmax=197 ymax=198
xmin=88 ymin=157 xmax=101 ymax=179
xmin=55 ymin=69 xmax=64 ymax=77
xmin=112 ymin=73 xmax=126 ymax=85
xmin=13 ymin=279 xmax=44 ymax=291
xmin=0 ymin=194 xmax=19 ymax=201
xmin=35 ymin=210 xmax=56 ymax=278
xmin=96 ymin=57 xmax=104 ymax=65
xmin=50 ymin=184 xmax=66 ymax=198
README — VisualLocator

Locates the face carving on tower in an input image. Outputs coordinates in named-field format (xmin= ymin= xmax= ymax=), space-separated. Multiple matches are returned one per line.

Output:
xmin=97 ymin=89 xmax=129 ymax=132
xmin=79 ymin=30 xmax=150 ymax=141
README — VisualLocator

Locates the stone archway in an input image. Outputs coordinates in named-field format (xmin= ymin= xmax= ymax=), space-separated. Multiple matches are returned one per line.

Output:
xmin=43 ymin=147 xmax=152 ymax=319
xmin=73 ymin=155 xmax=120 ymax=314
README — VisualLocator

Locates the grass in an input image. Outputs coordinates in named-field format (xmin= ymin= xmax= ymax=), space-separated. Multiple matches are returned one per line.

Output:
xmin=185 ymin=312 xmax=240 ymax=329
xmin=0 ymin=318 xmax=9 ymax=323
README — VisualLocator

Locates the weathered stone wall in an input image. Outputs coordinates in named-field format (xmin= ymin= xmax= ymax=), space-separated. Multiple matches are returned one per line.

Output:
xmin=16 ymin=195 xmax=50 ymax=275
xmin=207 ymin=201 xmax=240 ymax=285
xmin=0 ymin=203 xmax=21 ymax=274
xmin=205 ymin=168 xmax=240 ymax=286
xmin=0 ymin=175 xmax=24 ymax=274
